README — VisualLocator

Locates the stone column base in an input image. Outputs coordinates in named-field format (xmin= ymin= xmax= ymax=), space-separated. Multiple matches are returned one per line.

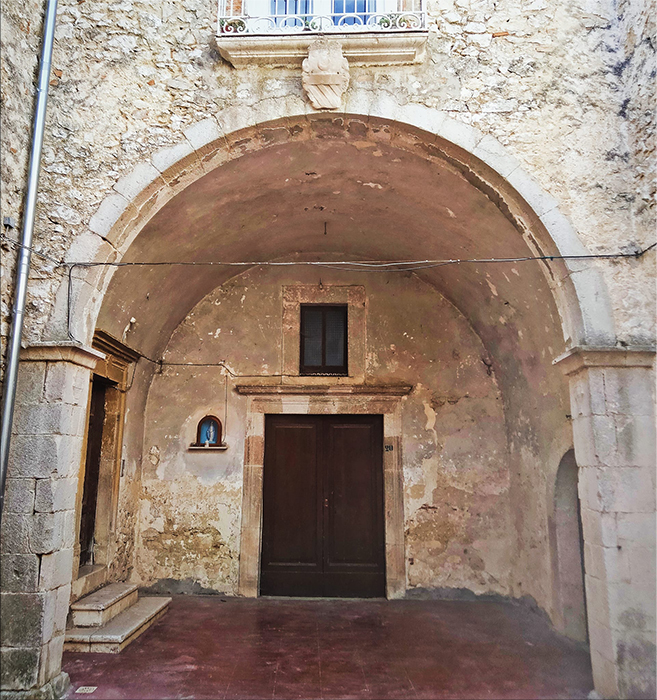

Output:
xmin=1 ymin=672 xmax=70 ymax=700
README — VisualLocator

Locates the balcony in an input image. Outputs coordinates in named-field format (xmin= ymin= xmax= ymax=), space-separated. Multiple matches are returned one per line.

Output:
xmin=218 ymin=0 xmax=426 ymax=35
xmin=216 ymin=0 xmax=428 ymax=67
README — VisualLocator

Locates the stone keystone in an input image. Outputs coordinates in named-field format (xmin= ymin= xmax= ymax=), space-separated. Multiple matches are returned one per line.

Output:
xmin=302 ymin=39 xmax=350 ymax=111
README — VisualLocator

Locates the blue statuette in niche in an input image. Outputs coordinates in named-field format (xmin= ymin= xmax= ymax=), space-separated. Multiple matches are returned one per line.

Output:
xmin=196 ymin=416 xmax=222 ymax=447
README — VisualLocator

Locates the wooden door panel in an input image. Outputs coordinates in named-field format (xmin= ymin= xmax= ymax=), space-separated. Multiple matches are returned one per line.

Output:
xmin=260 ymin=414 xmax=385 ymax=598
xmin=261 ymin=417 xmax=323 ymax=595
xmin=326 ymin=421 xmax=383 ymax=567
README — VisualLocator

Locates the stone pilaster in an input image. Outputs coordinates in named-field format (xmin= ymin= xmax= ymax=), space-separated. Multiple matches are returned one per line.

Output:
xmin=556 ymin=346 xmax=656 ymax=700
xmin=1 ymin=343 xmax=103 ymax=698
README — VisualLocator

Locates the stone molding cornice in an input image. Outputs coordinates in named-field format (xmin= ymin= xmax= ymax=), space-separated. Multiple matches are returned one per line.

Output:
xmin=20 ymin=342 xmax=105 ymax=370
xmin=554 ymin=346 xmax=656 ymax=376
xmin=235 ymin=383 xmax=413 ymax=396
xmin=216 ymin=33 xmax=428 ymax=68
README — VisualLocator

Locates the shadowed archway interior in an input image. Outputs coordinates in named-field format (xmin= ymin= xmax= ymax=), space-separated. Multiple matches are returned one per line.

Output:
xmin=93 ymin=116 xmax=576 ymax=631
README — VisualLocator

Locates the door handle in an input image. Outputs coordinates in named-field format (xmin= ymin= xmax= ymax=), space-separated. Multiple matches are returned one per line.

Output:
xmin=324 ymin=498 xmax=329 ymax=508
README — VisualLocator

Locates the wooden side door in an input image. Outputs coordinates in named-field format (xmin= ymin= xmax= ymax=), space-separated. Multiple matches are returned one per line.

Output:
xmin=260 ymin=414 xmax=385 ymax=597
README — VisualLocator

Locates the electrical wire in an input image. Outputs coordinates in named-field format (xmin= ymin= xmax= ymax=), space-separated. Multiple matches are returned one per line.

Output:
xmin=1 ymin=232 xmax=66 ymax=266
xmin=141 ymin=354 xmax=285 ymax=376
xmin=2 ymin=231 xmax=656 ymax=273
xmin=61 ymin=244 xmax=655 ymax=342
xmin=4 ymin=230 xmax=655 ymax=344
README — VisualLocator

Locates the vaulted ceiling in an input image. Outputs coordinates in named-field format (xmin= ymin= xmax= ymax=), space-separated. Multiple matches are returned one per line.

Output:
xmin=98 ymin=130 xmax=566 ymax=380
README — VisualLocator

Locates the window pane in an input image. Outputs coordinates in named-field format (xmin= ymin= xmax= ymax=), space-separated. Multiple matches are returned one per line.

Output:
xmin=325 ymin=307 xmax=346 ymax=367
xmin=302 ymin=308 xmax=323 ymax=367
xmin=333 ymin=0 xmax=367 ymax=25
xmin=271 ymin=0 xmax=311 ymax=19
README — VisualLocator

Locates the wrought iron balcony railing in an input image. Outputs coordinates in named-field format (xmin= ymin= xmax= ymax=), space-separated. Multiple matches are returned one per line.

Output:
xmin=218 ymin=0 xmax=426 ymax=35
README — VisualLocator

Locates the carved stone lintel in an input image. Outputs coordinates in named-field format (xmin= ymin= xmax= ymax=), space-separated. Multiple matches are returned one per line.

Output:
xmin=302 ymin=39 xmax=350 ymax=110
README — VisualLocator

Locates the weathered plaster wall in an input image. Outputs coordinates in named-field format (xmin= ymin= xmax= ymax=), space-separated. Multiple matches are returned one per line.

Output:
xmin=107 ymin=364 xmax=156 ymax=583
xmin=134 ymin=266 xmax=513 ymax=596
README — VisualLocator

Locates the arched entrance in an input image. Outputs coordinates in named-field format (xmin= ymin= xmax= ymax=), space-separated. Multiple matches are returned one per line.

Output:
xmin=6 ymin=110 xmax=654 ymax=699
xmin=79 ymin=113 xmax=586 ymax=610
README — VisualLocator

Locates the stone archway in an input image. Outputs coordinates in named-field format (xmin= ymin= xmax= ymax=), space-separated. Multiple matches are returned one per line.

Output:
xmin=4 ymin=106 xmax=653 ymax=700
xmin=44 ymin=105 xmax=615 ymax=350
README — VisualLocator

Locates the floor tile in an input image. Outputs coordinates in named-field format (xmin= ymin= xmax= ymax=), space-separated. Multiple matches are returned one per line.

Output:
xmin=63 ymin=596 xmax=593 ymax=700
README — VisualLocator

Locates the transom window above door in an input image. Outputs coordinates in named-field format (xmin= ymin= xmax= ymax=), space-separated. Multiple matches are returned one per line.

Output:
xmin=218 ymin=0 xmax=426 ymax=35
xmin=300 ymin=304 xmax=348 ymax=376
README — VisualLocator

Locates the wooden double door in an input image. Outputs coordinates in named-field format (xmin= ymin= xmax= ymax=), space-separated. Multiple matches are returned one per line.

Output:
xmin=260 ymin=414 xmax=386 ymax=598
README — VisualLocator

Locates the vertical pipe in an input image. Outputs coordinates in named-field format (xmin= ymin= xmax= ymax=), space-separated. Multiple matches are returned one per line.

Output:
xmin=0 ymin=0 xmax=59 ymax=520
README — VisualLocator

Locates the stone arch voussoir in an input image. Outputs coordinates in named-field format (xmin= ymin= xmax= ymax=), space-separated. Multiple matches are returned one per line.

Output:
xmin=49 ymin=95 xmax=616 ymax=348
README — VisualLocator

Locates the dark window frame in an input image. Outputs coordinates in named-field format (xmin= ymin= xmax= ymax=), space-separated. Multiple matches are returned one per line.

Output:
xmin=300 ymin=304 xmax=348 ymax=376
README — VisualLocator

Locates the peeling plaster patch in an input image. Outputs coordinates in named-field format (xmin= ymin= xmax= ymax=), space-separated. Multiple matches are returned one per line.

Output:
xmin=137 ymin=474 xmax=241 ymax=592
xmin=423 ymin=400 xmax=437 ymax=433
xmin=148 ymin=446 xmax=160 ymax=466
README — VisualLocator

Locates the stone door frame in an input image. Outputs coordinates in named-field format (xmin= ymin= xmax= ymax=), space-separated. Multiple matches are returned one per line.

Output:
xmin=235 ymin=384 xmax=412 ymax=599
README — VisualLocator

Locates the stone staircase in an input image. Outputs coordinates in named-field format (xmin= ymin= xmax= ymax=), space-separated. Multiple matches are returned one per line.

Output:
xmin=64 ymin=583 xmax=171 ymax=653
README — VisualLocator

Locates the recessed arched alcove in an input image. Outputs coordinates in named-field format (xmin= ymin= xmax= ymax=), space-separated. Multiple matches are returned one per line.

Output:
xmin=54 ymin=113 xmax=609 ymax=639
xmin=553 ymin=449 xmax=588 ymax=643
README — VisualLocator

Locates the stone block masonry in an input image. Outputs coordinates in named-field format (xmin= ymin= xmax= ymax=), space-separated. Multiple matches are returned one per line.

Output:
xmin=556 ymin=346 xmax=656 ymax=700
xmin=0 ymin=345 xmax=102 ymax=696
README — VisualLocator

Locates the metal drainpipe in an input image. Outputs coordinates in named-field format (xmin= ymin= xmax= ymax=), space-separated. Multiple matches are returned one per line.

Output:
xmin=0 ymin=0 xmax=59 ymax=521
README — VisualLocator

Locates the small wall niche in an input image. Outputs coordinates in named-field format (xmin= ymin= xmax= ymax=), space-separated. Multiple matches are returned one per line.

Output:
xmin=190 ymin=415 xmax=228 ymax=451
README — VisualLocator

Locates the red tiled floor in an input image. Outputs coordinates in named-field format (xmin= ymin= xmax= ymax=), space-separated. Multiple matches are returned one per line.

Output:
xmin=62 ymin=596 xmax=593 ymax=699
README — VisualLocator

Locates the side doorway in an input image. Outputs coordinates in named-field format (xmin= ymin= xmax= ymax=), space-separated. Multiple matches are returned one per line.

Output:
xmin=72 ymin=331 xmax=139 ymax=598
xmin=78 ymin=375 xmax=114 ymax=571
xmin=261 ymin=414 xmax=385 ymax=597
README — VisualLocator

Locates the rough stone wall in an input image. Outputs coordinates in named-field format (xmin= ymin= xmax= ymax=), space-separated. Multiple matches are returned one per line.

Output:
xmin=0 ymin=0 xmax=654 ymax=357
xmin=597 ymin=0 xmax=656 ymax=346
xmin=134 ymin=267 xmax=512 ymax=596
xmin=0 ymin=0 xmax=43 ymax=379
xmin=615 ymin=0 xmax=656 ymax=248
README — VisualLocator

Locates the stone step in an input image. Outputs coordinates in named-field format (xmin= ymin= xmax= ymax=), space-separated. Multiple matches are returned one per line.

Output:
xmin=71 ymin=582 xmax=139 ymax=627
xmin=65 ymin=597 xmax=171 ymax=653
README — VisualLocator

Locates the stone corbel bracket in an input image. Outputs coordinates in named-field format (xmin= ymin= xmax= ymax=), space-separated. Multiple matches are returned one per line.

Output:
xmin=302 ymin=39 xmax=350 ymax=110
